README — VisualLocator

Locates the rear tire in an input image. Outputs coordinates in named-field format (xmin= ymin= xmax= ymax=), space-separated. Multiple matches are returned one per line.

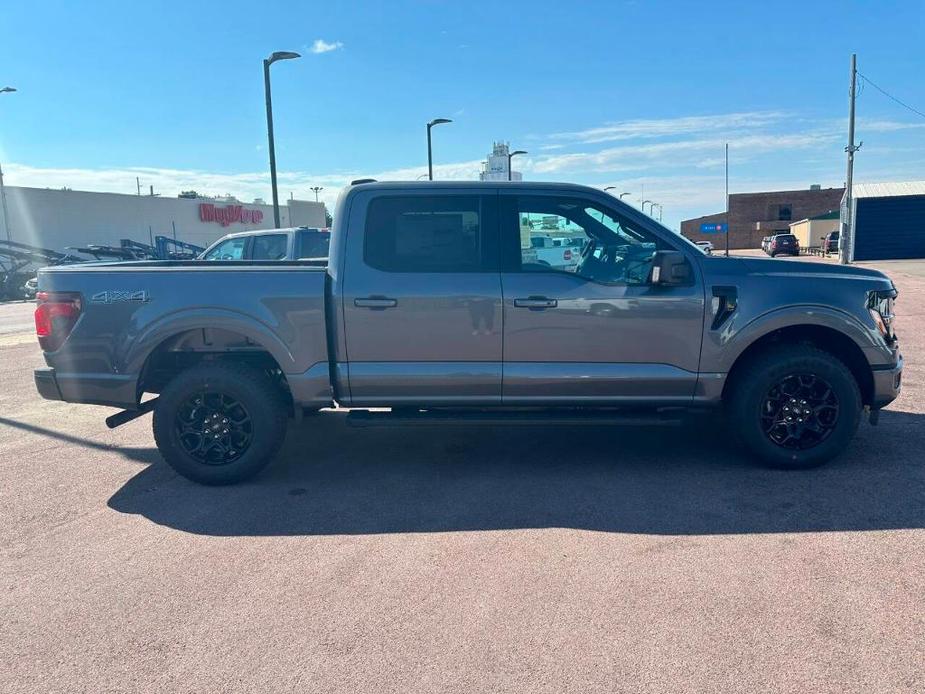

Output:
xmin=728 ymin=345 xmax=862 ymax=469
xmin=153 ymin=362 xmax=288 ymax=485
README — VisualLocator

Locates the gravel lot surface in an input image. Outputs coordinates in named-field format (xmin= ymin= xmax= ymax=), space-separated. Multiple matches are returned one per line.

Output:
xmin=1 ymin=256 xmax=923 ymax=693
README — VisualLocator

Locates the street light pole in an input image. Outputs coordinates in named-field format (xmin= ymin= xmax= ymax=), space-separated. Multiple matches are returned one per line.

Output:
xmin=507 ymin=150 xmax=527 ymax=181
xmin=426 ymin=118 xmax=452 ymax=181
xmin=310 ymin=186 xmax=323 ymax=202
xmin=642 ymin=200 xmax=653 ymax=215
xmin=0 ymin=87 xmax=16 ymax=242
xmin=619 ymin=192 xmax=631 ymax=200
xmin=263 ymin=51 xmax=300 ymax=228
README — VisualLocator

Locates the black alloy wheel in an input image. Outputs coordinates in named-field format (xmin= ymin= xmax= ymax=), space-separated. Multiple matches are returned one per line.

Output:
xmin=153 ymin=362 xmax=288 ymax=485
xmin=176 ymin=391 xmax=254 ymax=465
xmin=760 ymin=373 xmax=839 ymax=450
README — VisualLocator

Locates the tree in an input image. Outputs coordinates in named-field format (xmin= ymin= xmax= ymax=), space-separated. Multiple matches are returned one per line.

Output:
xmin=325 ymin=210 xmax=333 ymax=228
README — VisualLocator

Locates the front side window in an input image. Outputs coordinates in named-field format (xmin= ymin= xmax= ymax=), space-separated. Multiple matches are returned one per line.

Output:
xmin=251 ymin=234 xmax=288 ymax=260
xmin=365 ymin=195 xmax=488 ymax=272
xmin=203 ymin=237 xmax=246 ymax=260
xmin=508 ymin=197 xmax=664 ymax=285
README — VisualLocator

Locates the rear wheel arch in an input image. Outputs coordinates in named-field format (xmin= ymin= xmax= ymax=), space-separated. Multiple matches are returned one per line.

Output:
xmin=124 ymin=310 xmax=297 ymax=374
xmin=137 ymin=327 xmax=294 ymax=411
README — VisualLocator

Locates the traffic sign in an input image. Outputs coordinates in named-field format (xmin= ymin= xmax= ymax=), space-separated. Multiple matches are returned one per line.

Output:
xmin=700 ymin=223 xmax=728 ymax=233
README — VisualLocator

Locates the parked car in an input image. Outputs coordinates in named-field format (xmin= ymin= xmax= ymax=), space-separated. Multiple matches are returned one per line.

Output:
xmin=200 ymin=227 xmax=330 ymax=262
xmin=22 ymin=276 xmax=38 ymax=300
xmin=694 ymin=240 xmax=714 ymax=254
xmin=767 ymin=233 xmax=800 ymax=257
xmin=824 ymin=230 xmax=840 ymax=254
xmin=525 ymin=235 xmax=581 ymax=270
xmin=33 ymin=180 xmax=902 ymax=485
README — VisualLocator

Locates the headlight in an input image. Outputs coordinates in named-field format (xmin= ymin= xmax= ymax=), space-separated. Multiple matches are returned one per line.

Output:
xmin=868 ymin=290 xmax=896 ymax=342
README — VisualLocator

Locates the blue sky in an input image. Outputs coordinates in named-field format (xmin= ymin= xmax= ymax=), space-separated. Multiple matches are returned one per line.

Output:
xmin=1 ymin=0 xmax=923 ymax=227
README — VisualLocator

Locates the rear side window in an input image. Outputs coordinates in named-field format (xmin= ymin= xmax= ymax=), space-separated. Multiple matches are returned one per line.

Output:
xmin=296 ymin=230 xmax=330 ymax=259
xmin=364 ymin=195 xmax=493 ymax=272
xmin=251 ymin=234 xmax=288 ymax=260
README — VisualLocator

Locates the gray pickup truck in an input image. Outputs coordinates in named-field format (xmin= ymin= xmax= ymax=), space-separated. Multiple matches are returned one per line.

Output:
xmin=33 ymin=181 xmax=902 ymax=484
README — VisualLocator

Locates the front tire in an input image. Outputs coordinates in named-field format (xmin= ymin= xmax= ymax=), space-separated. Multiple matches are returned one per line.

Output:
xmin=728 ymin=345 xmax=862 ymax=469
xmin=153 ymin=362 xmax=288 ymax=485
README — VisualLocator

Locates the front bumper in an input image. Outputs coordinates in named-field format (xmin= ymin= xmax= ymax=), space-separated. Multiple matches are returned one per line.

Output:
xmin=34 ymin=367 xmax=63 ymax=401
xmin=871 ymin=355 xmax=903 ymax=409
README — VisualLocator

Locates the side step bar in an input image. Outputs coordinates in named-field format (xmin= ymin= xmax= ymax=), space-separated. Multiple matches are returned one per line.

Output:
xmin=345 ymin=408 xmax=691 ymax=428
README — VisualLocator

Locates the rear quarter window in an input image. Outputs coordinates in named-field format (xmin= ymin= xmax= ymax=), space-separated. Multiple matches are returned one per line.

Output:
xmin=296 ymin=230 xmax=331 ymax=259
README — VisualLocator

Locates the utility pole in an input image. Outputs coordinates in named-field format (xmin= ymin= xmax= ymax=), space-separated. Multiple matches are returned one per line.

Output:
xmin=0 ymin=161 xmax=11 ymax=242
xmin=0 ymin=86 xmax=15 ymax=241
xmin=724 ymin=142 xmax=730 ymax=257
xmin=841 ymin=53 xmax=859 ymax=265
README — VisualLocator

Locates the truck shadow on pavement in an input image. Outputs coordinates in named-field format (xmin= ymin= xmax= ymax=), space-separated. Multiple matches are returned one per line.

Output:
xmin=105 ymin=408 xmax=925 ymax=537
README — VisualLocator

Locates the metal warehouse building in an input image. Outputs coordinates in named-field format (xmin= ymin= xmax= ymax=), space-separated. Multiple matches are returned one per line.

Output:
xmin=848 ymin=181 xmax=925 ymax=261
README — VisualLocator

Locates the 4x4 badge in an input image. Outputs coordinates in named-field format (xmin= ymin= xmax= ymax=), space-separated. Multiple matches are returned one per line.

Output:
xmin=90 ymin=290 xmax=150 ymax=304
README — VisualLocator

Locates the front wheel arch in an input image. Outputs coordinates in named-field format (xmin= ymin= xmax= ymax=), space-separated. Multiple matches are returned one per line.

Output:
xmin=722 ymin=324 xmax=873 ymax=406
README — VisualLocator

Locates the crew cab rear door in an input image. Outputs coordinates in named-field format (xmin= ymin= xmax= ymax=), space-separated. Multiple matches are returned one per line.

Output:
xmin=340 ymin=190 xmax=502 ymax=406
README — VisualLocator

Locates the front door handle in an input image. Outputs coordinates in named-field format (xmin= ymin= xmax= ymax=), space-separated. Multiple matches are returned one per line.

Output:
xmin=354 ymin=296 xmax=398 ymax=310
xmin=513 ymin=296 xmax=558 ymax=310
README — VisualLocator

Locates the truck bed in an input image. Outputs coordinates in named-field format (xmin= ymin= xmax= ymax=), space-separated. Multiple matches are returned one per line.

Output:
xmin=37 ymin=261 xmax=331 ymax=409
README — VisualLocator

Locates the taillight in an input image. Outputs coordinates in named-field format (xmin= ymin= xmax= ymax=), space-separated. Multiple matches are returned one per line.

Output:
xmin=35 ymin=291 xmax=82 ymax=352
xmin=563 ymin=249 xmax=572 ymax=261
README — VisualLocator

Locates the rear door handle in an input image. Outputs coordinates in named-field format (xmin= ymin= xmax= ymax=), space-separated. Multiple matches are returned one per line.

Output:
xmin=513 ymin=296 xmax=558 ymax=309
xmin=354 ymin=296 xmax=398 ymax=310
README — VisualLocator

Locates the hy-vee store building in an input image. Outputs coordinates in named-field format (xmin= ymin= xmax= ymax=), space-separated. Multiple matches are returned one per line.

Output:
xmin=0 ymin=185 xmax=327 ymax=254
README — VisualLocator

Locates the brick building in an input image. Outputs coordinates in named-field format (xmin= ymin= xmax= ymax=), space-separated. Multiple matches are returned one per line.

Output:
xmin=681 ymin=185 xmax=845 ymax=250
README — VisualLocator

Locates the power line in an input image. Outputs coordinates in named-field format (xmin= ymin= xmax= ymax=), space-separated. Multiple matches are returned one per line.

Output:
xmin=858 ymin=72 xmax=925 ymax=121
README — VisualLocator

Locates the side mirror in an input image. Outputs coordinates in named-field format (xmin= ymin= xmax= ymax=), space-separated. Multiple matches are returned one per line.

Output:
xmin=651 ymin=250 xmax=691 ymax=286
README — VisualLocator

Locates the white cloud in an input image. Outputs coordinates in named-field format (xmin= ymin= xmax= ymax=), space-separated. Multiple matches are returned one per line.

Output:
xmin=5 ymin=109 xmax=919 ymax=231
xmin=531 ymin=132 xmax=839 ymax=175
xmin=856 ymin=118 xmax=925 ymax=133
xmin=2 ymin=159 xmax=486 ymax=216
xmin=310 ymin=39 xmax=343 ymax=54
xmin=545 ymin=111 xmax=790 ymax=145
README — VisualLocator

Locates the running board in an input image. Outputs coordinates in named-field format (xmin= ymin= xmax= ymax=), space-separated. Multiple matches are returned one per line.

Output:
xmin=345 ymin=408 xmax=689 ymax=428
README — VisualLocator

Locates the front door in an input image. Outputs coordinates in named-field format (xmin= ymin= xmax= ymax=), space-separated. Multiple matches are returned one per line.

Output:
xmin=341 ymin=191 xmax=502 ymax=406
xmin=500 ymin=191 xmax=705 ymax=404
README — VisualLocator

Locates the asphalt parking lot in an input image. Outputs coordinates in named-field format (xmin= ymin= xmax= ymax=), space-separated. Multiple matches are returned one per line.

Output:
xmin=1 ymin=257 xmax=923 ymax=693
